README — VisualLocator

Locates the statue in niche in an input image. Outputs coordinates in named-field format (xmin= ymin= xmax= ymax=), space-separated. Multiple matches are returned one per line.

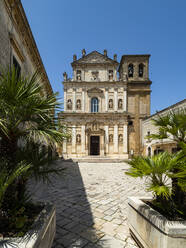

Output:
xmin=76 ymin=99 xmax=81 ymax=110
xmin=92 ymin=123 xmax=98 ymax=131
xmin=76 ymin=70 xmax=81 ymax=81
xmin=76 ymin=134 xmax=81 ymax=143
xmin=119 ymin=134 xmax=123 ymax=143
xmin=118 ymin=99 xmax=123 ymax=109
xmin=67 ymin=136 xmax=72 ymax=143
xmin=108 ymin=70 xmax=113 ymax=81
xmin=109 ymin=134 xmax=113 ymax=143
xmin=67 ymin=99 xmax=72 ymax=110
xmin=109 ymin=99 xmax=113 ymax=109
xmin=63 ymin=72 xmax=67 ymax=81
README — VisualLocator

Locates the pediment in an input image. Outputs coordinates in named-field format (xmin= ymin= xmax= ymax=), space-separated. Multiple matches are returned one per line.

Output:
xmin=72 ymin=51 xmax=118 ymax=65
xmin=87 ymin=87 xmax=103 ymax=93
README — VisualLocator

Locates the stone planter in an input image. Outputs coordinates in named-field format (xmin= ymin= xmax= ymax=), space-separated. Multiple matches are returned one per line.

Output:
xmin=128 ymin=196 xmax=186 ymax=248
xmin=0 ymin=203 xmax=56 ymax=248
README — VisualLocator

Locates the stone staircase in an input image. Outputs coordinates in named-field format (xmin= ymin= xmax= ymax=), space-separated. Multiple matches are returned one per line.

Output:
xmin=72 ymin=156 xmax=129 ymax=163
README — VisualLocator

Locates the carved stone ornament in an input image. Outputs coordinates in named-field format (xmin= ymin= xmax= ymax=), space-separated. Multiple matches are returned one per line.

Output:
xmin=67 ymin=99 xmax=72 ymax=110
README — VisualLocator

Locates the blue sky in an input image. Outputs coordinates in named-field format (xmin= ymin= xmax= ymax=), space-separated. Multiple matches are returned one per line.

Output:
xmin=21 ymin=0 xmax=186 ymax=114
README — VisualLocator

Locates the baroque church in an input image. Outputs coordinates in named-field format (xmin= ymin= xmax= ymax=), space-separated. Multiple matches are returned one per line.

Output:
xmin=59 ymin=49 xmax=151 ymax=159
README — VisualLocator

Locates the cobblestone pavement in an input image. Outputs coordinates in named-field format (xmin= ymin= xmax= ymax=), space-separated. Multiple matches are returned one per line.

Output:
xmin=29 ymin=160 xmax=150 ymax=248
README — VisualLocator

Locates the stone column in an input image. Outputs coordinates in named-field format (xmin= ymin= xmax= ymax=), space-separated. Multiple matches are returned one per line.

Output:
xmin=73 ymin=88 xmax=76 ymax=111
xmin=123 ymin=87 xmax=127 ymax=112
xmin=114 ymin=69 xmax=117 ymax=81
xmin=64 ymin=88 xmax=67 ymax=111
xmin=85 ymin=133 xmax=89 ymax=155
xmin=123 ymin=124 xmax=128 ymax=153
xmin=82 ymin=89 xmax=85 ymax=112
xmin=72 ymin=125 xmax=76 ymax=154
xmin=82 ymin=68 xmax=85 ymax=81
xmin=146 ymin=94 xmax=150 ymax=115
xmin=81 ymin=125 xmax=85 ymax=155
xmin=114 ymin=124 xmax=118 ymax=153
xmin=114 ymin=88 xmax=118 ymax=112
xmin=100 ymin=135 xmax=104 ymax=156
xmin=85 ymin=90 xmax=88 ymax=112
xmin=63 ymin=139 xmax=67 ymax=154
xmin=105 ymin=88 xmax=108 ymax=112
xmin=104 ymin=125 xmax=109 ymax=154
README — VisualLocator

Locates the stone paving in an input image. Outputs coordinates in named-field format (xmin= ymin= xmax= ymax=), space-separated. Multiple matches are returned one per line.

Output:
xmin=29 ymin=160 xmax=150 ymax=248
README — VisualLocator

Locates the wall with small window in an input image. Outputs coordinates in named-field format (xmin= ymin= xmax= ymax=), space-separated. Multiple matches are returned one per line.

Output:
xmin=0 ymin=1 xmax=51 ymax=96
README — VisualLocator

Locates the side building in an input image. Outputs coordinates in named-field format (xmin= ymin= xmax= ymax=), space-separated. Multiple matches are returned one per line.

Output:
xmin=59 ymin=50 xmax=151 ymax=159
xmin=142 ymin=99 xmax=186 ymax=156
xmin=0 ymin=0 xmax=52 ymax=96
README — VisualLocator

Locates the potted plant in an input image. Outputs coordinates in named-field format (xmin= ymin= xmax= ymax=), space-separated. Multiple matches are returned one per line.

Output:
xmin=0 ymin=67 xmax=67 ymax=247
xmin=126 ymin=110 xmax=186 ymax=248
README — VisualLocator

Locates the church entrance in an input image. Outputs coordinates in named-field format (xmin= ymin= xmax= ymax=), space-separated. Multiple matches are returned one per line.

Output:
xmin=90 ymin=136 xmax=100 ymax=155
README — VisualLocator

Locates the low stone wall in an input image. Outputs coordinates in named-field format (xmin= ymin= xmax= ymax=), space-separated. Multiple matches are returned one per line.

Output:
xmin=0 ymin=203 xmax=56 ymax=248
xmin=128 ymin=197 xmax=186 ymax=248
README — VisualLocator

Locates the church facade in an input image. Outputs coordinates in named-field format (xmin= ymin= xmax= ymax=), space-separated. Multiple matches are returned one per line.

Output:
xmin=59 ymin=50 xmax=151 ymax=159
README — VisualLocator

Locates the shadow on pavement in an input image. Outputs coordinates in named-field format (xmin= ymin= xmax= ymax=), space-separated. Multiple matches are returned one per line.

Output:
xmin=28 ymin=159 xmax=105 ymax=248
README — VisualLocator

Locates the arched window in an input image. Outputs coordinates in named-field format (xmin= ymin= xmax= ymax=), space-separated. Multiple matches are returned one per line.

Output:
xmin=128 ymin=64 xmax=134 ymax=77
xmin=118 ymin=99 xmax=123 ymax=109
xmin=76 ymin=134 xmax=81 ymax=144
xmin=76 ymin=99 xmax=81 ymax=110
xmin=67 ymin=99 xmax=72 ymax=110
xmin=108 ymin=99 xmax=113 ymax=109
xmin=118 ymin=134 xmax=123 ymax=143
xmin=91 ymin=97 xmax=99 ymax=112
xmin=139 ymin=63 xmax=144 ymax=77
xmin=109 ymin=134 xmax=113 ymax=143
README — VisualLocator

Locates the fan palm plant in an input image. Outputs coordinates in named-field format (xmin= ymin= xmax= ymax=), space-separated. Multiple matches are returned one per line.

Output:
xmin=126 ymin=109 xmax=186 ymax=217
xmin=0 ymin=159 xmax=31 ymax=209
xmin=0 ymin=67 xmax=68 ymax=221
xmin=147 ymin=109 xmax=186 ymax=143
xmin=126 ymin=152 xmax=177 ymax=201
xmin=146 ymin=109 xmax=186 ymax=206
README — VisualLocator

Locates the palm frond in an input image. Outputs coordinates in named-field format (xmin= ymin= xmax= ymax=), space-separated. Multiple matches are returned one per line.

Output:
xmin=0 ymin=160 xmax=31 ymax=208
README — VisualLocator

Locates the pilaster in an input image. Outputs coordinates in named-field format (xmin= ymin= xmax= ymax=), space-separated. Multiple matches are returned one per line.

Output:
xmin=114 ymin=124 xmax=118 ymax=153
xmin=123 ymin=86 xmax=127 ymax=112
xmin=64 ymin=87 xmax=67 ymax=111
xmin=104 ymin=125 xmax=109 ymax=154
xmin=105 ymin=88 xmax=108 ymax=112
xmin=100 ymin=135 xmax=104 ymax=156
xmin=114 ymin=88 xmax=118 ymax=112
xmin=72 ymin=125 xmax=76 ymax=154
xmin=73 ymin=88 xmax=76 ymax=111
xmin=82 ymin=89 xmax=85 ymax=112
xmin=63 ymin=139 xmax=67 ymax=154
xmin=81 ymin=125 xmax=85 ymax=154
xmin=123 ymin=124 xmax=128 ymax=153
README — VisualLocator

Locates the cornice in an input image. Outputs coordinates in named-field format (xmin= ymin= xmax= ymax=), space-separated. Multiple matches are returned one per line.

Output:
xmin=4 ymin=0 xmax=53 ymax=95
xmin=60 ymin=112 xmax=129 ymax=118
